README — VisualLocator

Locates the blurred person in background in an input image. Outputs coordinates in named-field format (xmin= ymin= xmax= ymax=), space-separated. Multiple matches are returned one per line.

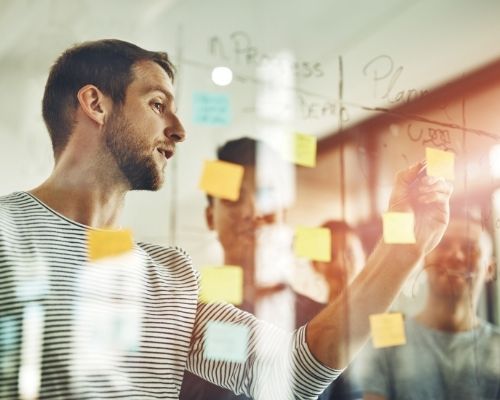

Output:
xmin=181 ymin=137 xmax=294 ymax=399
xmin=294 ymin=220 xmax=366 ymax=400
xmin=361 ymin=210 xmax=500 ymax=400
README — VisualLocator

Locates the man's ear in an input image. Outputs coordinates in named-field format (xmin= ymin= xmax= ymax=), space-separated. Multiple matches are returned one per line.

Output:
xmin=76 ymin=84 xmax=112 ymax=126
xmin=205 ymin=204 xmax=215 ymax=230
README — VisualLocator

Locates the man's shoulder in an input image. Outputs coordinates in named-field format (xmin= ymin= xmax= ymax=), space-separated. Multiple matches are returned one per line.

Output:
xmin=0 ymin=191 xmax=25 ymax=208
xmin=136 ymin=242 xmax=198 ymax=283
xmin=137 ymin=242 xmax=192 ymax=262
xmin=0 ymin=192 xmax=29 ymax=221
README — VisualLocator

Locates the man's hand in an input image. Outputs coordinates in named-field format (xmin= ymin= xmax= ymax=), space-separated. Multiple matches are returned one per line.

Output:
xmin=306 ymin=161 xmax=454 ymax=371
xmin=388 ymin=161 xmax=453 ymax=256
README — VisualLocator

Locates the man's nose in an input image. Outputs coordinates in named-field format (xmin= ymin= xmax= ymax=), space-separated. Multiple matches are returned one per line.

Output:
xmin=448 ymin=244 xmax=466 ymax=262
xmin=164 ymin=113 xmax=186 ymax=143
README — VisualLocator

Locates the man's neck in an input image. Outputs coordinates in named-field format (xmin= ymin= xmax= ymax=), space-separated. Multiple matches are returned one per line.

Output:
xmin=29 ymin=160 xmax=128 ymax=229
xmin=416 ymin=295 xmax=479 ymax=332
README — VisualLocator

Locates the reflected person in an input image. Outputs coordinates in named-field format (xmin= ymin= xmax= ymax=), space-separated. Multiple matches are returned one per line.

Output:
xmin=181 ymin=137 xmax=296 ymax=399
xmin=362 ymin=210 xmax=500 ymax=400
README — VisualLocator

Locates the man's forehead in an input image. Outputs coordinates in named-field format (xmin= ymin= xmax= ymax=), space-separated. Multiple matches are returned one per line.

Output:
xmin=443 ymin=219 xmax=483 ymax=243
xmin=130 ymin=61 xmax=175 ymax=96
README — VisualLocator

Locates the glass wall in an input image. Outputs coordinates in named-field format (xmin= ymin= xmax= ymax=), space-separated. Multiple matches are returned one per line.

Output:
xmin=1 ymin=1 xmax=499 ymax=399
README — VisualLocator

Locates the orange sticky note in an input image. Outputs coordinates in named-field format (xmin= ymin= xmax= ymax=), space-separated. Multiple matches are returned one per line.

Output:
xmin=294 ymin=227 xmax=331 ymax=262
xmin=426 ymin=147 xmax=455 ymax=180
xmin=199 ymin=266 xmax=243 ymax=305
xmin=370 ymin=313 xmax=406 ymax=348
xmin=87 ymin=229 xmax=134 ymax=261
xmin=199 ymin=160 xmax=245 ymax=201
xmin=293 ymin=133 xmax=317 ymax=168
xmin=382 ymin=212 xmax=416 ymax=244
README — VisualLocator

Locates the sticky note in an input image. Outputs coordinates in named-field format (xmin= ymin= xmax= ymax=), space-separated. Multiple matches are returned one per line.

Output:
xmin=293 ymin=132 xmax=317 ymax=168
xmin=19 ymin=303 xmax=44 ymax=400
xmin=112 ymin=309 xmax=141 ymax=353
xmin=15 ymin=258 xmax=48 ymax=301
xmin=382 ymin=212 xmax=416 ymax=244
xmin=89 ymin=307 xmax=140 ymax=353
xmin=0 ymin=316 xmax=17 ymax=379
xmin=0 ymin=315 xmax=17 ymax=348
xmin=426 ymin=147 xmax=455 ymax=180
xmin=294 ymin=227 xmax=331 ymax=262
xmin=199 ymin=160 xmax=244 ymax=201
xmin=204 ymin=321 xmax=249 ymax=362
xmin=369 ymin=313 xmax=406 ymax=348
xmin=193 ymin=92 xmax=231 ymax=125
xmin=199 ymin=266 xmax=243 ymax=305
xmin=87 ymin=229 xmax=134 ymax=261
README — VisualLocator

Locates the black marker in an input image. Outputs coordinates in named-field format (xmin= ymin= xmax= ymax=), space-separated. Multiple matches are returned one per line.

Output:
xmin=408 ymin=161 xmax=427 ymax=190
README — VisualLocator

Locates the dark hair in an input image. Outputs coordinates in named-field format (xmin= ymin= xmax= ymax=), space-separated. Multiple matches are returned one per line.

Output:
xmin=42 ymin=39 xmax=176 ymax=158
xmin=206 ymin=137 xmax=256 ymax=205
xmin=216 ymin=137 xmax=259 ymax=166
xmin=207 ymin=137 xmax=277 ymax=205
xmin=448 ymin=204 xmax=493 ymax=256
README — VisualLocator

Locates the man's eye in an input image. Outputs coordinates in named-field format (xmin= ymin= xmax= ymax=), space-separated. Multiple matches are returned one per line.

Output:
xmin=153 ymin=102 xmax=165 ymax=113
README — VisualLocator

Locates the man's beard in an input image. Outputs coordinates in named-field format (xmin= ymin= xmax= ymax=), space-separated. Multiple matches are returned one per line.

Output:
xmin=104 ymin=110 xmax=164 ymax=191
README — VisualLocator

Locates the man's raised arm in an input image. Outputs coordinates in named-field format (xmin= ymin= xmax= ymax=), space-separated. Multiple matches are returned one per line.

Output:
xmin=306 ymin=162 xmax=453 ymax=369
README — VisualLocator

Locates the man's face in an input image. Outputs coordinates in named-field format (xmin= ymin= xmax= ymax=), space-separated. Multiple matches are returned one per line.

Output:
xmin=206 ymin=166 xmax=280 ymax=262
xmin=312 ymin=231 xmax=365 ymax=298
xmin=425 ymin=219 xmax=494 ymax=300
xmin=104 ymin=61 xmax=185 ymax=191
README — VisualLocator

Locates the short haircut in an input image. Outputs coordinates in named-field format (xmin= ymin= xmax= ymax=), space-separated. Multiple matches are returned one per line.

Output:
xmin=448 ymin=206 xmax=494 ymax=258
xmin=42 ymin=39 xmax=176 ymax=159
xmin=206 ymin=137 xmax=260 ymax=205
xmin=217 ymin=137 xmax=259 ymax=166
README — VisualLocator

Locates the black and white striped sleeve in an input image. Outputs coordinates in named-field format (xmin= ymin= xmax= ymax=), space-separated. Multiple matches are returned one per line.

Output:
xmin=186 ymin=301 xmax=342 ymax=399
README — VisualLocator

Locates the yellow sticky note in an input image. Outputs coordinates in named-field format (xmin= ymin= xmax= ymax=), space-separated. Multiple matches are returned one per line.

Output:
xmin=199 ymin=266 xmax=243 ymax=305
xmin=294 ymin=132 xmax=317 ymax=168
xmin=426 ymin=147 xmax=455 ymax=180
xmin=370 ymin=313 xmax=406 ymax=348
xmin=294 ymin=227 xmax=331 ymax=262
xmin=87 ymin=229 xmax=134 ymax=261
xmin=382 ymin=212 xmax=416 ymax=244
xmin=199 ymin=160 xmax=245 ymax=201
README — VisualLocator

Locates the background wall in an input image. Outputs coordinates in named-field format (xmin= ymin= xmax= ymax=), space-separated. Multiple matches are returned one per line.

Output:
xmin=1 ymin=0 xmax=500 ymax=319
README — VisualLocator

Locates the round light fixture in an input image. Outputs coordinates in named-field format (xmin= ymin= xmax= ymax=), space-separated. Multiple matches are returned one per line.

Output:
xmin=211 ymin=66 xmax=233 ymax=86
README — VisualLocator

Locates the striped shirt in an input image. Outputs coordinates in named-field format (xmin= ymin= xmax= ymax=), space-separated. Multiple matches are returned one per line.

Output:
xmin=0 ymin=192 xmax=340 ymax=399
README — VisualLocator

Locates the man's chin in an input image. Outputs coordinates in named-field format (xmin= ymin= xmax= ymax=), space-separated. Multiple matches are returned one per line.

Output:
xmin=433 ymin=276 xmax=470 ymax=295
xmin=139 ymin=181 xmax=164 ymax=191
xmin=129 ymin=173 xmax=165 ymax=191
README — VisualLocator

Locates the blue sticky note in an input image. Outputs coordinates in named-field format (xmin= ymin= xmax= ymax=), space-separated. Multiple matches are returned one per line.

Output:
xmin=0 ymin=315 xmax=18 ymax=348
xmin=204 ymin=321 xmax=249 ymax=363
xmin=0 ymin=315 xmax=18 ymax=376
xmin=193 ymin=92 xmax=231 ymax=126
